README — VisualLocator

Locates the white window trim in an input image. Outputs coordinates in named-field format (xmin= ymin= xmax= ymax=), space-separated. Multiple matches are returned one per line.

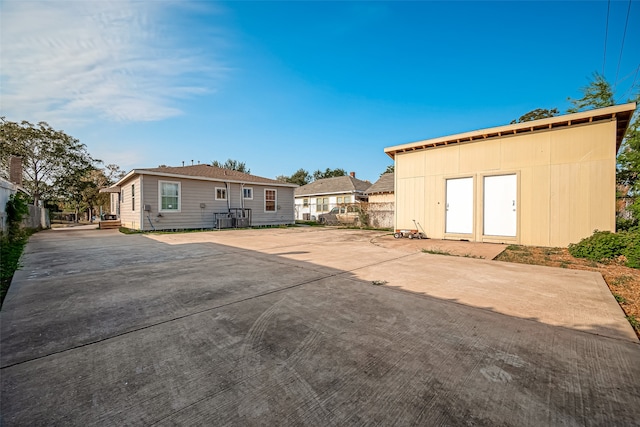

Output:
xmin=264 ymin=188 xmax=277 ymax=213
xmin=215 ymin=187 xmax=227 ymax=201
xmin=158 ymin=180 xmax=181 ymax=213
xmin=243 ymin=187 xmax=253 ymax=200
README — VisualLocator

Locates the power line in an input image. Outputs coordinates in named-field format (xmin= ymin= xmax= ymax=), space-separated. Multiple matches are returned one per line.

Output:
xmin=616 ymin=64 xmax=640 ymax=103
xmin=603 ymin=0 xmax=610 ymax=76
xmin=614 ymin=0 xmax=633 ymax=91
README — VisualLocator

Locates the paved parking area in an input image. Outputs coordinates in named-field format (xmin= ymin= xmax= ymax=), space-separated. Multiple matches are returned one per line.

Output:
xmin=1 ymin=227 xmax=639 ymax=425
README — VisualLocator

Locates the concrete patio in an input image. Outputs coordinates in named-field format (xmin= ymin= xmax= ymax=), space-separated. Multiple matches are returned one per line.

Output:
xmin=1 ymin=227 xmax=638 ymax=425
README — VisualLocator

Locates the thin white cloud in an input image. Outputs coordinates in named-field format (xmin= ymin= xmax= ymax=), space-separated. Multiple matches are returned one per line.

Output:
xmin=0 ymin=0 xmax=228 ymax=124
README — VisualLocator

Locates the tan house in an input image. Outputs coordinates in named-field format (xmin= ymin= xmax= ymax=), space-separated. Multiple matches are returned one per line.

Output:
xmin=106 ymin=164 xmax=297 ymax=230
xmin=294 ymin=173 xmax=370 ymax=221
xmin=384 ymin=103 xmax=636 ymax=247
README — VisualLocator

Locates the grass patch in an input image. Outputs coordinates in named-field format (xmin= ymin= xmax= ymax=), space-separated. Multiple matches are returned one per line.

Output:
xmin=626 ymin=315 xmax=640 ymax=333
xmin=614 ymin=293 xmax=628 ymax=304
xmin=294 ymin=220 xmax=323 ymax=227
xmin=420 ymin=248 xmax=484 ymax=259
xmin=1 ymin=229 xmax=35 ymax=308
xmin=611 ymin=275 xmax=633 ymax=287
xmin=119 ymin=227 xmax=144 ymax=234
xmin=421 ymin=248 xmax=454 ymax=256
xmin=495 ymin=245 xmax=539 ymax=265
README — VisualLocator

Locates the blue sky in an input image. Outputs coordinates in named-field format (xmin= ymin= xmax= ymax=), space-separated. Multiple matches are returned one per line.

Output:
xmin=1 ymin=1 xmax=638 ymax=184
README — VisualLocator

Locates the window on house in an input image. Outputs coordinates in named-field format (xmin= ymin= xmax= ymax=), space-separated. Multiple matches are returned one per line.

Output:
xmin=131 ymin=184 xmax=135 ymax=211
xmin=343 ymin=196 xmax=351 ymax=204
xmin=317 ymin=197 xmax=329 ymax=212
xmin=265 ymin=189 xmax=276 ymax=212
xmin=215 ymin=187 xmax=227 ymax=200
xmin=159 ymin=181 xmax=180 ymax=211
xmin=243 ymin=187 xmax=253 ymax=199
xmin=303 ymin=198 xmax=309 ymax=207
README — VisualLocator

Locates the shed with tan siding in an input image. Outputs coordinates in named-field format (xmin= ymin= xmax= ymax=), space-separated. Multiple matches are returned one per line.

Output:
xmin=384 ymin=103 xmax=636 ymax=247
xmin=107 ymin=165 xmax=297 ymax=231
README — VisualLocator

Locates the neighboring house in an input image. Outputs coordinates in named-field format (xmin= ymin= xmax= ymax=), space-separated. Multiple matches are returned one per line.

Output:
xmin=105 ymin=164 xmax=297 ymax=230
xmin=294 ymin=173 xmax=370 ymax=221
xmin=365 ymin=172 xmax=394 ymax=204
xmin=1 ymin=156 xmax=49 ymax=232
xmin=384 ymin=103 xmax=636 ymax=247
xmin=364 ymin=172 xmax=394 ymax=229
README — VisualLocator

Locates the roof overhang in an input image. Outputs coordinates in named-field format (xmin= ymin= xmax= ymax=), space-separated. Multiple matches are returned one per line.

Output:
xmin=99 ymin=186 xmax=121 ymax=193
xmin=384 ymin=102 xmax=636 ymax=159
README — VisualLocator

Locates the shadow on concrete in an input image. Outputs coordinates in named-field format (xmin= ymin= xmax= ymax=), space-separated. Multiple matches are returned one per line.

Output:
xmin=1 ymin=228 xmax=639 ymax=426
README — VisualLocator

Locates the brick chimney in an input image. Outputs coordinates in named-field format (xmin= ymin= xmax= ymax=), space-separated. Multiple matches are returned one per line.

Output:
xmin=9 ymin=156 xmax=23 ymax=185
xmin=350 ymin=171 xmax=355 ymax=178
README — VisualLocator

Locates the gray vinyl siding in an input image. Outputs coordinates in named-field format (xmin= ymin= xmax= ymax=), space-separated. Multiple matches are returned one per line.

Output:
xmin=246 ymin=186 xmax=295 ymax=226
xmin=139 ymin=176 xmax=294 ymax=230
xmin=119 ymin=176 xmax=142 ymax=229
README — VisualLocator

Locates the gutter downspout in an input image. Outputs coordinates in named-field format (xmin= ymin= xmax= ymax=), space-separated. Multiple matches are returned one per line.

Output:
xmin=240 ymin=183 xmax=245 ymax=211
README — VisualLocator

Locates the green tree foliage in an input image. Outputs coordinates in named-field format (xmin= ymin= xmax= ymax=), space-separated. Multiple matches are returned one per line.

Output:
xmin=212 ymin=159 xmax=250 ymax=174
xmin=313 ymin=168 xmax=347 ymax=181
xmin=54 ymin=164 xmax=124 ymax=222
xmin=617 ymin=93 xmax=640 ymax=193
xmin=0 ymin=118 xmax=97 ymax=206
xmin=104 ymin=163 xmax=126 ymax=183
xmin=55 ymin=165 xmax=98 ymax=221
xmin=276 ymin=168 xmax=311 ymax=186
xmin=567 ymin=72 xmax=615 ymax=113
xmin=510 ymin=108 xmax=559 ymax=124
xmin=381 ymin=165 xmax=394 ymax=176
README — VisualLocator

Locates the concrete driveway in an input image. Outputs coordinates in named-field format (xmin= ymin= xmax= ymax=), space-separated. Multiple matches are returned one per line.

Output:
xmin=1 ymin=227 xmax=639 ymax=425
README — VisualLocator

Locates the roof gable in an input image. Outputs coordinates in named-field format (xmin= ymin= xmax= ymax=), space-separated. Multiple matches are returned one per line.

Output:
xmin=365 ymin=173 xmax=394 ymax=195
xmin=115 ymin=164 xmax=296 ymax=187
xmin=294 ymin=175 xmax=371 ymax=197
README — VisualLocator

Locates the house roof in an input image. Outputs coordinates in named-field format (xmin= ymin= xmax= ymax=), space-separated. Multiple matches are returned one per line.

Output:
xmin=384 ymin=102 xmax=637 ymax=159
xmin=365 ymin=173 xmax=394 ymax=195
xmin=112 ymin=164 xmax=297 ymax=188
xmin=294 ymin=175 xmax=371 ymax=197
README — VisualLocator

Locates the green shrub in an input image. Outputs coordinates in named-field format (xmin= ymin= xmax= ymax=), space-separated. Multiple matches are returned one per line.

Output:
xmin=616 ymin=216 xmax=638 ymax=231
xmin=568 ymin=229 xmax=640 ymax=268
xmin=568 ymin=230 xmax=625 ymax=261
xmin=621 ymin=231 xmax=640 ymax=268
xmin=5 ymin=192 xmax=29 ymax=239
